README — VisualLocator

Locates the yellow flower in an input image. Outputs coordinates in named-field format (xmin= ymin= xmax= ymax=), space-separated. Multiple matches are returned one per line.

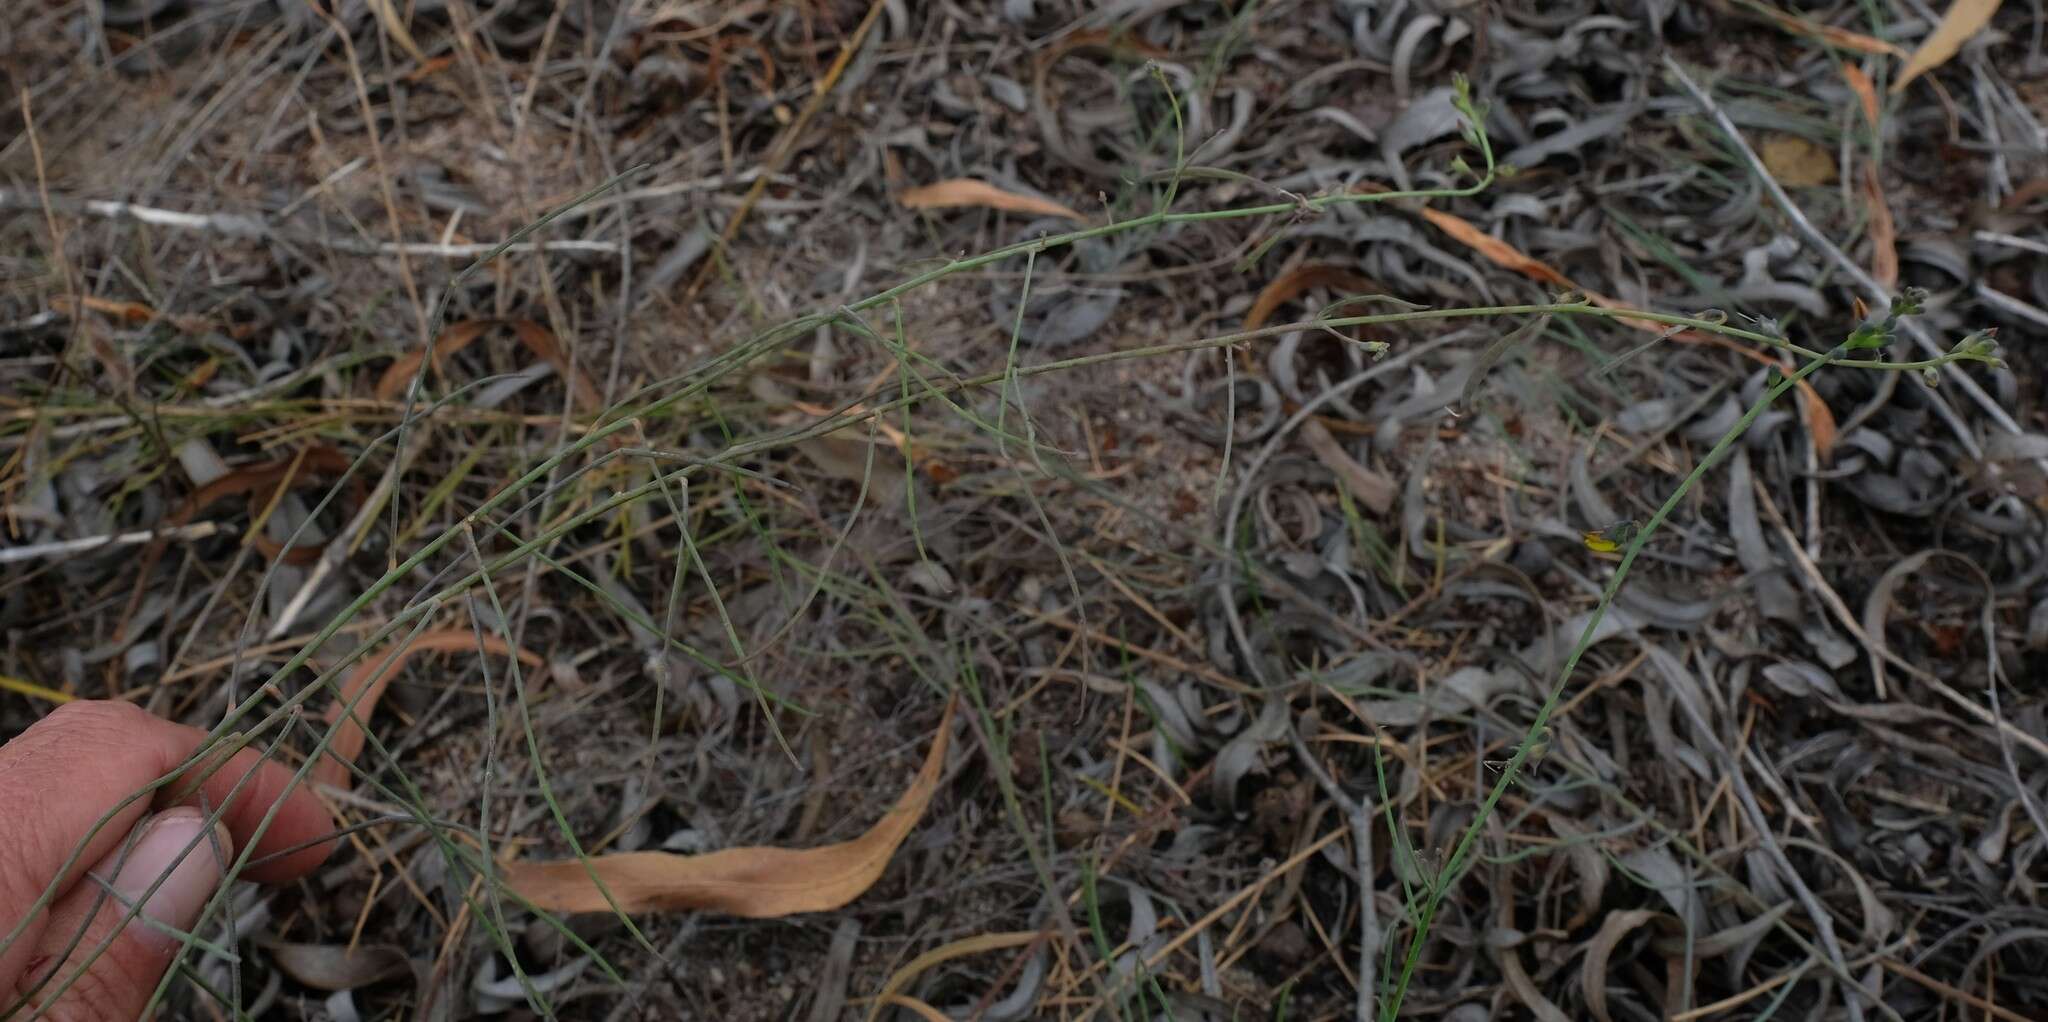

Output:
xmin=1582 ymin=519 xmax=1640 ymax=554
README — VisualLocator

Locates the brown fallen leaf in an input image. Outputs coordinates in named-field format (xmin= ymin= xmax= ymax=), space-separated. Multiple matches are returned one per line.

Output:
xmin=1741 ymin=1 xmax=1906 ymax=57
xmin=863 ymin=930 xmax=1043 ymax=1022
xmin=1893 ymin=0 xmax=2007 ymax=93
xmin=897 ymin=179 xmax=1084 ymax=222
xmin=796 ymin=435 xmax=913 ymax=507
xmin=1415 ymin=208 xmax=1575 ymax=290
xmin=1842 ymin=65 xmax=1882 ymax=128
xmin=1299 ymin=419 xmax=1395 ymax=515
xmin=1759 ymin=133 xmax=1836 ymax=187
xmin=119 ymin=445 xmax=362 ymax=643
xmin=504 ymin=696 xmax=956 ymax=917
xmin=1583 ymin=909 xmax=1666 ymax=1022
xmin=1861 ymin=166 xmax=1899 ymax=289
xmin=317 ymin=630 xmax=543 ymax=789
xmin=262 ymin=941 xmax=415 ymax=992
xmin=376 ymin=319 xmax=603 ymax=414
xmin=1244 ymin=264 xmax=1378 ymax=332
xmin=1415 ymin=205 xmax=1840 ymax=461
xmin=52 ymin=295 xmax=211 ymax=334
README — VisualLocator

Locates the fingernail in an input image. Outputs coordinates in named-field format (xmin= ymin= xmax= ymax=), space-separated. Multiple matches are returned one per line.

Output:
xmin=106 ymin=808 xmax=231 ymax=948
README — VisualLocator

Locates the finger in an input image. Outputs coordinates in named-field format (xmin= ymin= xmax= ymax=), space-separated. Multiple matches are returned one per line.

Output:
xmin=0 ymin=904 xmax=50 ymax=1002
xmin=17 ymin=808 xmax=230 ymax=1022
xmin=0 ymin=701 xmax=334 ymax=951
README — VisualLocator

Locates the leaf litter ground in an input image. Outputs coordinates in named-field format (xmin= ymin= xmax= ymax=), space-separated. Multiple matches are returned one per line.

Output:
xmin=2 ymin=2 xmax=2047 ymax=1020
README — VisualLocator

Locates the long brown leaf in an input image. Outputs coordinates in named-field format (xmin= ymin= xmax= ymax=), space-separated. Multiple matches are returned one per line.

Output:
xmin=1244 ymin=264 xmax=1377 ymax=331
xmin=863 ymin=931 xmax=1043 ymax=1022
xmin=317 ymin=630 xmax=542 ymax=789
xmin=1583 ymin=909 xmax=1664 ymax=1022
xmin=898 ymin=179 xmax=1083 ymax=221
xmin=1893 ymin=0 xmax=2006 ymax=93
xmin=1842 ymin=66 xmax=1900 ymax=289
xmin=1739 ymin=0 xmax=1905 ymax=56
xmin=1299 ymin=418 xmax=1396 ymax=515
xmin=504 ymin=696 xmax=956 ymax=917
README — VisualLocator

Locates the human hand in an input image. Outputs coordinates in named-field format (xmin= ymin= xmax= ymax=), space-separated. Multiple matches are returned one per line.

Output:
xmin=0 ymin=701 xmax=334 ymax=1020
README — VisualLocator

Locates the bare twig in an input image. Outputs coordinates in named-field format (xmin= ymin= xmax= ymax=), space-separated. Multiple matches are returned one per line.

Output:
xmin=0 ymin=522 xmax=231 ymax=565
xmin=0 ymin=189 xmax=622 ymax=257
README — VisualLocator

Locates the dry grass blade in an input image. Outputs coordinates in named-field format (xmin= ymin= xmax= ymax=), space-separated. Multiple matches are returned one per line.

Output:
xmin=504 ymin=696 xmax=956 ymax=917
xmin=1893 ymin=0 xmax=2007 ymax=93
xmin=0 ymin=671 xmax=74 ymax=705
xmin=363 ymin=0 xmax=427 ymax=62
xmin=898 ymin=179 xmax=1084 ymax=222
xmin=317 ymin=630 xmax=543 ymax=788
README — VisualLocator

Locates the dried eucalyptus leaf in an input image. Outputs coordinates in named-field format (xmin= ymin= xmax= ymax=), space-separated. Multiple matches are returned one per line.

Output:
xmin=1652 ymin=902 xmax=1792 ymax=958
xmin=263 ymin=942 xmax=413 ymax=992
xmin=1210 ymin=697 xmax=1289 ymax=812
xmin=1984 ymin=432 xmax=2048 ymax=462
xmin=1729 ymin=448 xmax=1800 ymax=622
xmin=1759 ymin=660 xmax=1845 ymax=701
xmin=1615 ymin=397 xmax=1677 ymax=434
xmin=1299 ymin=418 xmax=1396 ymax=514
xmin=1618 ymin=846 xmax=1700 ymax=929
xmin=1548 ymin=815 xmax=1609 ymax=928
xmin=1582 ymin=908 xmax=1663 ymax=1022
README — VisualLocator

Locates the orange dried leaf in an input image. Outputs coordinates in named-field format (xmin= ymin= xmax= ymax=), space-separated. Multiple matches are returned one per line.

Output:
xmin=504 ymin=696 xmax=956 ymax=917
xmin=405 ymin=54 xmax=457 ymax=82
xmin=1893 ymin=0 xmax=2007 ymax=93
xmin=1244 ymin=264 xmax=1377 ymax=331
xmin=317 ymin=630 xmax=542 ymax=789
xmin=1794 ymin=369 xmax=1841 ymax=460
xmin=66 ymin=295 xmax=155 ymax=323
xmin=1864 ymin=167 xmax=1899 ymax=289
xmin=1753 ymin=5 xmax=1905 ymax=57
xmin=898 ymin=179 xmax=1083 ymax=222
xmin=1415 ymin=208 xmax=1573 ymax=289
xmin=1841 ymin=65 xmax=1881 ymax=128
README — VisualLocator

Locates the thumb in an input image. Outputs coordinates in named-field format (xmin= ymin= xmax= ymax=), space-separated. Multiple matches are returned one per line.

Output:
xmin=18 ymin=808 xmax=231 ymax=1021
